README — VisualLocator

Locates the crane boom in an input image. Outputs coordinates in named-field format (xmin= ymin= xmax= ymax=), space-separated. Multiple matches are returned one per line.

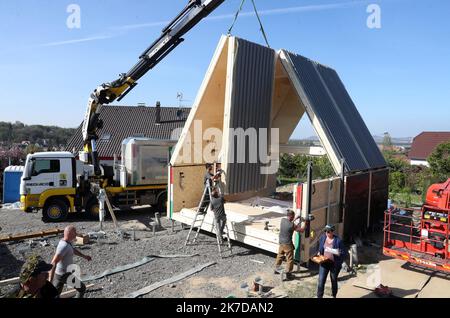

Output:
xmin=81 ymin=0 xmax=225 ymax=175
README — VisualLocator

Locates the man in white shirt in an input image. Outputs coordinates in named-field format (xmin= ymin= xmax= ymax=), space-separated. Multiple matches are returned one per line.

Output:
xmin=49 ymin=225 xmax=92 ymax=298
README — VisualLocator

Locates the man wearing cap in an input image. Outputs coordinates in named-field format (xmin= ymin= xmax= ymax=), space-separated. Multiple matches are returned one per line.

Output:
xmin=5 ymin=255 xmax=58 ymax=298
xmin=316 ymin=224 xmax=347 ymax=298
xmin=274 ymin=209 xmax=305 ymax=280
xmin=49 ymin=225 xmax=92 ymax=298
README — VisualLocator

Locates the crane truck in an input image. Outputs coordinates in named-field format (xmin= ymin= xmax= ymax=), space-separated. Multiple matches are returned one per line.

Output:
xmin=19 ymin=0 xmax=226 ymax=222
xmin=383 ymin=178 xmax=450 ymax=273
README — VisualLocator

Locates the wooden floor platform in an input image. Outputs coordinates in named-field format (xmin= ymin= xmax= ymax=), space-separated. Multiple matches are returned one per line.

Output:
xmin=171 ymin=197 xmax=292 ymax=254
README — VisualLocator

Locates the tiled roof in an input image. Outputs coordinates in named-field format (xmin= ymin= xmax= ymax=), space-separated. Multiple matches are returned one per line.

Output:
xmin=66 ymin=105 xmax=190 ymax=158
xmin=408 ymin=132 xmax=450 ymax=160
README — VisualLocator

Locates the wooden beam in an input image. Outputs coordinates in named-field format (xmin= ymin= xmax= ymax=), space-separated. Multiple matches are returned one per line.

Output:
xmin=0 ymin=229 xmax=64 ymax=243
xmin=60 ymin=284 xmax=97 ymax=298
xmin=0 ymin=277 xmax=20 ymax=286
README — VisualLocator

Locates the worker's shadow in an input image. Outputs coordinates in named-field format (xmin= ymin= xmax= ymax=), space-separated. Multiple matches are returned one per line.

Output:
xmin=401 ymin=263 xmax=450 ymax=281
xmin=0 ymin=243 xmax=25 ymax=278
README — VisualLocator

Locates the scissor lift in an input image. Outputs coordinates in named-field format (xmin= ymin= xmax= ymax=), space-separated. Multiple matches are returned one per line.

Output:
xmin=383 ymin=179 xmax=450 ymax=273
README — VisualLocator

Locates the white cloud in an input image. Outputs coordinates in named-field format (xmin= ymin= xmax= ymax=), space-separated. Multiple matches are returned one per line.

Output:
xmin=112 ymin=1 xmax=370 ymax=31
xmin=38 ymin=1 xmax=372 ymax=47
xmin=39 ymin=34 xmax=116 ymax=47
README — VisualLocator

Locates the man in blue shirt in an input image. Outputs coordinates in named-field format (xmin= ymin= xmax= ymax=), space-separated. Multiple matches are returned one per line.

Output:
xmin=316 ymin=224 xmax=347 ymax=298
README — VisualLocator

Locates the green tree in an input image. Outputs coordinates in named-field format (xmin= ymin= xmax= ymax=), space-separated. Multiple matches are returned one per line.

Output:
xmin=383 ymin=132 xmax=392 ymax=148
xmin=279 ymin=154 xmax=297 ymax=178
xmin=389 ymin=171 xmax=405 ymax=193
xmin=428 ymin=141 xmax=450 ymax=182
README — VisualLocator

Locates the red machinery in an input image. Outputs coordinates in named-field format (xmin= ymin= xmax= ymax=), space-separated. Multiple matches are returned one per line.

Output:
xmin=383 ymin=178 xmax=450 ymax=272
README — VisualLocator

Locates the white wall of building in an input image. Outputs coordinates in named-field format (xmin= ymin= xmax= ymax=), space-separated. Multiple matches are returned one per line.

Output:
xmin=410 ymin=159 xmax=429 ymax=167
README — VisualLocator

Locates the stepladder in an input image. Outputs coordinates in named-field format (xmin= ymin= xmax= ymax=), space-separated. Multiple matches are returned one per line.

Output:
xmin=184 ymin=179 xmax=233 ymax=257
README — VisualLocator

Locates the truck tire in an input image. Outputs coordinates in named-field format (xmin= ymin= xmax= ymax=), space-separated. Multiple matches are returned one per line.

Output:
xmin=42 ymin=199 xmax=69 ymax=223
xmin=157 ymin=192 xmax=167 ymax=214
xmin=86 ymin=198 xmax=100 ymax=220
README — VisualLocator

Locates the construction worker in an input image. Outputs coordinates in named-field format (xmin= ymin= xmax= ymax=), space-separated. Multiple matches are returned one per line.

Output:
xmin=49 ymin=225 xmax=92 ymax=298
xmin=316 ymin=224 xmax=347 ymax=298
xmin=5 ymin=255 xmax=58 ymax=298
xmin=210 ymin=188 xmax=227 ymax=244
xmin=200 ymin=163 xmax=220 ymax=214
xmin=274 ymin=209 xmax=305 ymax=280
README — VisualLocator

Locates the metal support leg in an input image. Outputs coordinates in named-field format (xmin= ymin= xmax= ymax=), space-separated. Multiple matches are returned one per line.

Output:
xmin=98 ymin=189 xmax=106 ymax=231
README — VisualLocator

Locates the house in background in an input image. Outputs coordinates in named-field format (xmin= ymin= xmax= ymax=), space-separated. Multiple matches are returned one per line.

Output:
xmin=409 ymin=132 xmax=450 ymax=167
xmin=66 ymin=103 xmax=190 ymax=166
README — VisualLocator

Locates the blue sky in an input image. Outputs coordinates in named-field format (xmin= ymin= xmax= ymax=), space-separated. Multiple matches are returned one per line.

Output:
xmin=0 ymin=0 xmax=449 ymax=139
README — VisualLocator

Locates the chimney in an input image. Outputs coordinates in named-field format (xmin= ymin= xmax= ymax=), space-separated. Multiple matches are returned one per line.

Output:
xmin=155 ymin=101 xmax=161 ymax=125
xmin=137 ymin=102 xmax=146 ymax=107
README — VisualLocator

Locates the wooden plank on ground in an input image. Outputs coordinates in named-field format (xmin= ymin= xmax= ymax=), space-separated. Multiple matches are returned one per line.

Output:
xmin=0 ymin=229 xmax=64 ymax=243
xmin=0 ymin=277 xmax=20 ymax=286
xmin=125 ymin=262 xmax=216 ymax=298
xmin=60 ymin=284 xmax=97 ymax=298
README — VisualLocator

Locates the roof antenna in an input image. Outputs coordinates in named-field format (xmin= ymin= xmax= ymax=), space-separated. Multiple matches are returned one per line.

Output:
xmin=176 ymin=92 xmax=185 ymax=120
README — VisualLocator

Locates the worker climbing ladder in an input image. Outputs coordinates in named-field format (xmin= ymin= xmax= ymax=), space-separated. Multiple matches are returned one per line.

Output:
xmin=184 ymin=179 xmax=232 ymax=257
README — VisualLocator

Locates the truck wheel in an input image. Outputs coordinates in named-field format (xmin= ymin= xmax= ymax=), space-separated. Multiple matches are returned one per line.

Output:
xmin=157 ymin=192 xmax=167 ymax=214
xmin=42 ymin=199 xmax=69 ymax=223
xmin=86 ymin=198 xmax=100 ymax=220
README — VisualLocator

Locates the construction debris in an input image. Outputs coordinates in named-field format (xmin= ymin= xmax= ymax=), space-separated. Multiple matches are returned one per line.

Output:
xmin=0 ymin=228 xmax=63 ymax=243
xmin=125 ymin=261 xmax=216 ymax=298
xmin=60 ymin=284 xmax=98 ymax=298
xmin=88 ymin=231 xmax=106 ymax=239
xmin=353 ymin=283 xmax=395 ymax=298
xmin=75 ymin=235 xmax=90 ymax=246
xmin=120 ymin=220 xmax=150 ymax=232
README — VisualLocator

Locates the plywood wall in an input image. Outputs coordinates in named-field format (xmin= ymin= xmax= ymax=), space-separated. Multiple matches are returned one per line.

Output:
xmin=298 ymin=177 xmax=343 ymax=263
xmin=271 ymin=58 xmax=306 ymax=145
xmin=171 ymin=165 xmax=206 ymax=212
xmin=171 ymin=36 xmax=228 ymax=167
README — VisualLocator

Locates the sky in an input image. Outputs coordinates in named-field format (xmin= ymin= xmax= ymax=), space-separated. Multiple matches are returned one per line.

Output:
xmin=0 ymin=0 xmax=449 ymax=139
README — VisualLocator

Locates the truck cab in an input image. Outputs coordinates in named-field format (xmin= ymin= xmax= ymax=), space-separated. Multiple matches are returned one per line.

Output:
xmin=20 ymin=152 xmax=78 ymax=221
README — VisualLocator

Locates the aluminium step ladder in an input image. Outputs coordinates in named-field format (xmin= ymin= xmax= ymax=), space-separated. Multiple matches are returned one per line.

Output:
xmin=184 ymin=179 xmax=232 ymax=257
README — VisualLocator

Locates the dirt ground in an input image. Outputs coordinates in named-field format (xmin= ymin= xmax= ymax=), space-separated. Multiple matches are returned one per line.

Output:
xmin=1 ymin=207 xmax=449 ymax=298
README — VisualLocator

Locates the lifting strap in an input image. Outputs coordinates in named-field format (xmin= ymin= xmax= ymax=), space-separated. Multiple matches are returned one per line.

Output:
xmin=227 ymin=0 xmax=246 ymax=35
xmin=250 ymin=0 xmax=271 ymax=48
xmin=227 ymin=0 xmax=271 ymax=48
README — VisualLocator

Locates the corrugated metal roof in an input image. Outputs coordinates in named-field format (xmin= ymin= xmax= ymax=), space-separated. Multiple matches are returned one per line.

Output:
xmin=226 ymin=37 xmax=275 ymax=194
xmin=282 ymin=51 xmax=386 ymax=172
xmin=409 ymin=132 xmax=450 ymax=160
xmin=66 ymin=105 xmax=190 ymax=158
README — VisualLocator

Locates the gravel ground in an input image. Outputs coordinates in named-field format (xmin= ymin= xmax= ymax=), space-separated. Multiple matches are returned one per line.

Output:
xmin=0 ymin=207 xmax=285 ymax=298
